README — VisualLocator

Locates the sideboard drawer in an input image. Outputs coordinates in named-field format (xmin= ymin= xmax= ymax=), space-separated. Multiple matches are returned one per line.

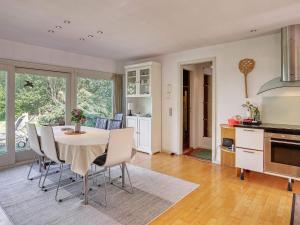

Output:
xmin=236 ymin=128 xmax=264 ymax=150
xmin=236 ymin=147 xmax=263 ymax=172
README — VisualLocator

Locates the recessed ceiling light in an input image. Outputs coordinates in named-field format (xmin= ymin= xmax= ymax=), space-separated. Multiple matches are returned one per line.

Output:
xmin=48 ymin=29 xmax=54 ymax=33
xmin=97 ymin=30 xmax=103 ymax=34
xmin=87 ymin=35 xmax=94 ymax=38
xmin=56 ymin=25 xmax=62 ymax=29
xmin=79 ymin=38 xmax=85 ymax=41
xmin=250 ymin=29 xmax=257 ymax=33
xmin=64 ymin=20 xmax=71 ymax=24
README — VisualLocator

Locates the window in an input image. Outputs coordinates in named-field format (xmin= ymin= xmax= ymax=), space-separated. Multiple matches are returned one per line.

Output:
xmin=15 ymin=72 xmax=67 ymax=151
xmin=77 ymin=77 xmax=113 ymax=127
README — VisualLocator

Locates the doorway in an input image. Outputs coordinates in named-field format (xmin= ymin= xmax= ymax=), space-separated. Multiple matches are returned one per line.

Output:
xmin=182 ymin=62 xmax=213 ymax=161
xmin=182 ymin=69 xmax=190 ymax=150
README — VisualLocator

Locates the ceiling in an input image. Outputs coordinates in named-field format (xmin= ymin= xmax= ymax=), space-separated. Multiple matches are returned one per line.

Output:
xmin=1 ymin=0 xmax=300 ymax=60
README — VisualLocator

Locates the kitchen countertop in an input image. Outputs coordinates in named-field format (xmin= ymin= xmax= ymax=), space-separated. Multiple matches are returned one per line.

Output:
xmin=234 ymin=123 xmax=300 ymax=135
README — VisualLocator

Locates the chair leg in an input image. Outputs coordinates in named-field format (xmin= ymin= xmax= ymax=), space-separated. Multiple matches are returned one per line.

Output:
xmin=103 ymin=172 xmax=107 ymax=207
xmin=124 ymin=163 xmax=134 ymax=194
xmin=41 ymin=162 xmax=51 ymax=190
xmin=55 ymin=163 xmax=64 ymax=202
xmin=27 ymin=155 xmax=40 ymax=181
xmin=108 ymin=167 xmax=111 ymax=183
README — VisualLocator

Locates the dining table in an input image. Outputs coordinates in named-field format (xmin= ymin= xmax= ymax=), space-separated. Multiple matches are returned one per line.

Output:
xmin=39 ymin=125 xmax=111 ymax=205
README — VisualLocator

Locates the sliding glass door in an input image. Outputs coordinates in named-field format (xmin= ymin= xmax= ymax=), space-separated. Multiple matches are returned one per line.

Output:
xmin=76 ymin=76 xmax=113 ymax=127
xmin=14 ymin=69 xmax=70 ymax=161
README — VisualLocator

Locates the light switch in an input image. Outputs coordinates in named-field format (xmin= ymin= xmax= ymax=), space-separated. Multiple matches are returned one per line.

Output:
xmin=169 ymin=107 xmax=172 ymax=116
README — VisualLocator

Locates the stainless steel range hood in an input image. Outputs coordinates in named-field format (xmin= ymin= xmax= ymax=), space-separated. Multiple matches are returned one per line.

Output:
xmin=257 ymin=25 xmax=300 ymax=94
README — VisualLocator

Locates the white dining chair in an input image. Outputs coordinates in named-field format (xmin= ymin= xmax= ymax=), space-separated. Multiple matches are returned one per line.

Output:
xmin=93 ymin=128 xmax=134 ymax=206
xmin=26 ymin=123 xmax=44 ymax=182
xmin=39 ymin=126 xmax=72 ymax=202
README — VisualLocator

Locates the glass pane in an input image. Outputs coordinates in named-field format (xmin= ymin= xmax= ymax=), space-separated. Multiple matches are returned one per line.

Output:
xmin=77 ymin=77 xmax=113 ymax=127
xmin=0 ymin=71 xmax=7 ymax=156
xmin=139 ymin=68 xmax=150 ymax=95
xmin=127 ymin=70 xmax=137 ymax=95
xmin=15 ymin=73 xmax=66 ymax=152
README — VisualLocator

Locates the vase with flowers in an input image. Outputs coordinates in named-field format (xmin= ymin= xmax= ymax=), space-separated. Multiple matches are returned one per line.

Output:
xmin=71 ymin=109 xmax=86 ymax=133
xmin=242 ymin=101 xmax=260 ymax=121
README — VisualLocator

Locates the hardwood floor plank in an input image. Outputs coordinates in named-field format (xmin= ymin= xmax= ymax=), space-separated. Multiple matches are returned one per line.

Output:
xmin=132 ymin=152 xmax=295 ymax=225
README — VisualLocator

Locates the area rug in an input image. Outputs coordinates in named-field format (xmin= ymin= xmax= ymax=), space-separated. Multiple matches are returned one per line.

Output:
xmin=291 ymin=193 xmax=300 ymax=225
xmin=191 ymin=149 xmax=212 ymax=161
xmin=0 ymin=164 xmax=198 ymax=225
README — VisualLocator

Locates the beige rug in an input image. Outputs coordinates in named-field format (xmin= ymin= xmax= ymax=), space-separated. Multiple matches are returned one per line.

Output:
xmin=0 ymin=164 xmax=198 ymax=225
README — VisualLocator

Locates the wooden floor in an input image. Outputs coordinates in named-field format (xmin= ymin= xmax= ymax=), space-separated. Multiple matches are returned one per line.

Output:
xmin=131 ymin=152 xmax=297 ymax=225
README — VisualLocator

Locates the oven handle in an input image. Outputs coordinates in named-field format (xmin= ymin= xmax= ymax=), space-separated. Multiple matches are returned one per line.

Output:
xmin=270 ymin=139 xmax=300 ymax=146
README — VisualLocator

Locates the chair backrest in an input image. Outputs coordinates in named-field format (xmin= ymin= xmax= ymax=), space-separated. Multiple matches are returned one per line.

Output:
xmin=95 ymin=118 xmax=108 ymax=129
xmin=113 ymin=113 xmax=123 ymax=121
xmin=40 ymin=126 xmax=60 ymax=163
xmin=26 ymin=123 xmax=43 ymax=156
xmin=104 ymin=128 xmax=134 ymax=167
xmin=107 ymin=119 xmax=122 ymax=130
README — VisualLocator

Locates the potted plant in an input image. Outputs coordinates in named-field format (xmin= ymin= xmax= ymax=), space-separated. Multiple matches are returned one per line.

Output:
xmin=71 ymin=109 xmax=86 ymax=133
xmin=242 ymin=101 xmax=260 ymax=121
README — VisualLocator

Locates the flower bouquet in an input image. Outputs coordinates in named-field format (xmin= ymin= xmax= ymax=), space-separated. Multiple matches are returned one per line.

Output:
xmin=71 ymin=108 xmax=86 ymax=133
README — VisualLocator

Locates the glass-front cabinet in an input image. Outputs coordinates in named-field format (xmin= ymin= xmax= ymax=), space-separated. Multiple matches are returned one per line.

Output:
xmin=126 ymin=70 xmax=137 ymax=96
xmin=139 ymin=68 xmax=150 ymax=95
xmin=126 ymin=67 xmax=151 ymax=97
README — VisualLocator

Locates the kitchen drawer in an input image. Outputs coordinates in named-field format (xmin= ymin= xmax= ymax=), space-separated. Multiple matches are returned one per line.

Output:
xmin=236 ymin=147 xmax=263 ymax=172
xmin=236 ymin=127 xmax=264 ymax=150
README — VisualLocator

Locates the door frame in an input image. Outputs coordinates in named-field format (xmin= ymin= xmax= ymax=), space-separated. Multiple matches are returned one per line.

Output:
xmin=0 ymin=63 xmax=15 ymax=166
xmin=178 ymin=57 xmax=217 ymax=162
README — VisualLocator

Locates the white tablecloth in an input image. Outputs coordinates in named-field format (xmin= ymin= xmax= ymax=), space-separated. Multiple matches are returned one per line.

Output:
xmin=51 ymin=126 xmax=109 ymax=176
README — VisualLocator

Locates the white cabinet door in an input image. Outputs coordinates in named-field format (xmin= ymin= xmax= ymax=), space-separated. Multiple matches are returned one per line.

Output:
xmin=236 ymin=148 xmax=263 ymax=172
xmin=126 ymin=69 xmax=138 ymax=97
xmin=236 ymin=128 xmax=264 ymax=150
xmin=138 ymin=118 xmax=151 ymax=153
xmin=126 ymin=117 xmax=138 ymax=148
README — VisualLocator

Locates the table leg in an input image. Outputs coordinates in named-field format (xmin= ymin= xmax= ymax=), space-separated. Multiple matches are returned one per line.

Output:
xmin=83 ymin=174 xmax=88 ymax=205
xmin=122 ymin=162 xmax=125 ymax=187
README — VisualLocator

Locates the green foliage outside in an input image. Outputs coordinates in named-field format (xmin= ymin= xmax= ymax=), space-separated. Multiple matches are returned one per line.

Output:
xmin=0 ymin=73 xmax=113 ymax=127
xmin=77 ymin=77 xmax=113 ymax=127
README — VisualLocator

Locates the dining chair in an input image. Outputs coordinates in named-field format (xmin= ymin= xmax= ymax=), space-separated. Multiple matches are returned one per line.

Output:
xmin=26 ymin=123 xmax=44 ymax=182
xmin=113 ymin=113 xmax=123 ymax=121
xmin=95 ymin=117 xmax=108 ymax=129
xmin=107 ymin=119 xmax=122 ymax=130
xmin=93 ymin=128 xmax=134 ymax=206
xmin=39 ymin=126 xmax=72 ymax=202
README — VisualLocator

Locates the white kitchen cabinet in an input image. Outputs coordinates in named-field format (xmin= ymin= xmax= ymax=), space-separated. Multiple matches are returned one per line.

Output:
xmin=126 ymin=116 xmax=155 ymax=154
xmin=235 ymin=127 xmax=264 ymax=179
xmin=236 ymin=148 xmax=263 ymax=173
xmin=126 ymin=116 xmax=138 ymax=148
xmin=125 ymin=61 xmax=162 ymax=155
xmin=137 ymin=117 xmax=151 ymax=152
xmin=236 ymin=128 xmax=264 ymax=150
xmin=125 ymin=62 xmax=157 ymax=97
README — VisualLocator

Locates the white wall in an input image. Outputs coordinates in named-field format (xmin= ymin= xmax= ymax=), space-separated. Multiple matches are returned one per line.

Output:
xmin=122 ymin=33 xmax=281 ymax=163
xmin=0 ymin=38 xmax=118 ymax=73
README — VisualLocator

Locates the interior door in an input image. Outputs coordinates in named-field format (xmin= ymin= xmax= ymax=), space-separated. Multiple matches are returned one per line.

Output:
xmin=138 ymin=118 xmax=151 ymax=152
xmin=126 ymin=117 xmax=138 ymax=148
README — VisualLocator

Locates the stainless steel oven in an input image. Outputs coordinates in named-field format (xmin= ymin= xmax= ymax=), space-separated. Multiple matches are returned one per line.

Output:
xmin=264 ymin=132 xmax=300 ymax=179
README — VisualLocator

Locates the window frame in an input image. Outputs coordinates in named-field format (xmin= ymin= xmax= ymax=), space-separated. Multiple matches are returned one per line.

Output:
xmin=0 ymin=58 xmax=115 ymax=166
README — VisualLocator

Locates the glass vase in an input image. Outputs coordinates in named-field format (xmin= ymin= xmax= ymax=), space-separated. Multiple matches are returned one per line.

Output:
xmin=74 ymin=123 xmax=81 ymax=133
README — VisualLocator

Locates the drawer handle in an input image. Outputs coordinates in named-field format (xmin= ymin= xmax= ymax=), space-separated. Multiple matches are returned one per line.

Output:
xmin=243 ymin=129 xmax=256 ymax=132
xmin=243 ymin=150 xmax=255 ymax=154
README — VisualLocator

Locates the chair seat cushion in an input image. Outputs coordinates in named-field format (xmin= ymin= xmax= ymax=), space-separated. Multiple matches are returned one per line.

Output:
xmin=93 ymin=153 xmax=107 ymax=166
